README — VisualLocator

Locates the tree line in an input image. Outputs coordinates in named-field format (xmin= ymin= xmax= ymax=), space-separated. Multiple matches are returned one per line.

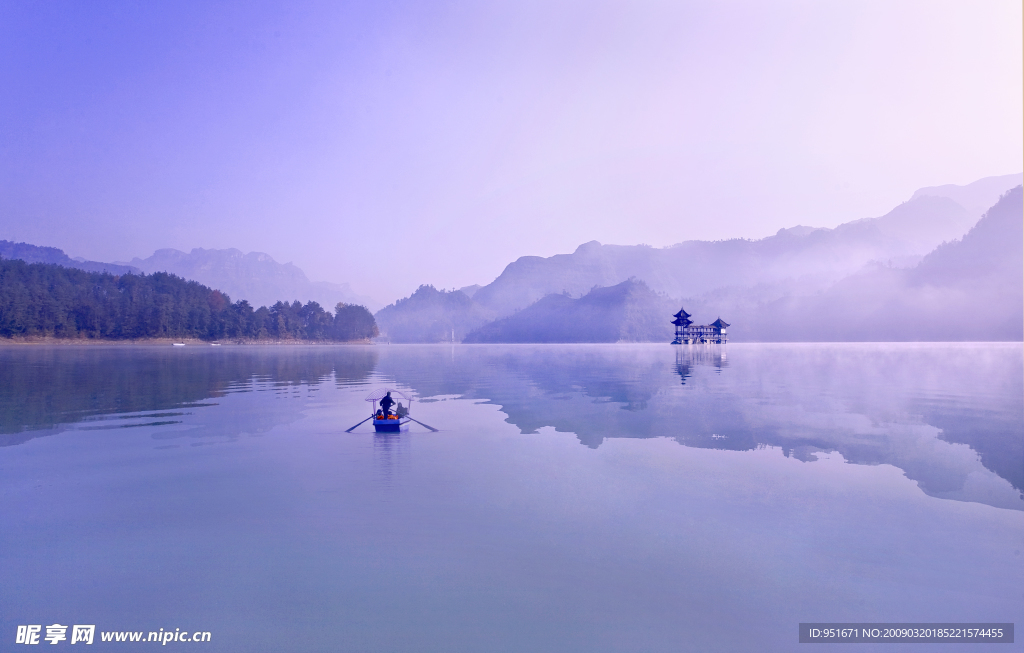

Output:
xmin=0 ymin=257 xmax=378 ymax=341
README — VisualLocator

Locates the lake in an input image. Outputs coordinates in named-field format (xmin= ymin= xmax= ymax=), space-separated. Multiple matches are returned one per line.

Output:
xmin=1 ymin=343 xmax=1021 ymax=652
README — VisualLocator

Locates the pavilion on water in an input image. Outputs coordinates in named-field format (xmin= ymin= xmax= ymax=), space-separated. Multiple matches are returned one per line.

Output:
xmin=671 ymin=307 xmax=729 ymax=344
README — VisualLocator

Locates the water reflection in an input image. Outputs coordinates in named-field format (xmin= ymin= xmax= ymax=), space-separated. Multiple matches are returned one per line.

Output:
xmin=0 ymin=345 xmax=378 ymax=446
xmin=374 ymin=344 xmax=1023 ymax=510
xmin=373 ymin=433 xmax=410 ymax=489
xmin=675 ymin=345 xmax=727 ymax=385
xmin=2 ymin=343 xmax=1020 ymax=511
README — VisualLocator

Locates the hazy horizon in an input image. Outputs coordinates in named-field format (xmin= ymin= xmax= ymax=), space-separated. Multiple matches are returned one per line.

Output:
xmin=1 ymin=1 xmax=1021 ymax=303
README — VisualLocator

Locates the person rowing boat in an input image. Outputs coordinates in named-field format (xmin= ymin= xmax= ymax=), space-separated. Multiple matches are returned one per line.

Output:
xmin=345 ymin=388 xmax=439 ymax=433
xmin=379 ymin=391 xmax=395 ymax=417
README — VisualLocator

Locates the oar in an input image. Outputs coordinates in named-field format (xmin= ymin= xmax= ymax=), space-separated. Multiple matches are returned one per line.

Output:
xmin=344 ymin=416 xmax=374 ymax=433
xmin=406 ymin=417 xmax=439 ymax=432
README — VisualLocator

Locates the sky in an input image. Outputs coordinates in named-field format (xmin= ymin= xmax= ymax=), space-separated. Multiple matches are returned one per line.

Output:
xmin=0 ymin=1 xmax=1021 ymax=305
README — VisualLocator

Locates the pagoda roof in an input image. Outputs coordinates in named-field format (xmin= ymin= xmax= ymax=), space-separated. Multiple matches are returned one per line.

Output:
xmin=671 ymin=317 xmax=692 ymax=326
xmin=711 ymin=318 xmax=730 ymax=328
xmin=673 ymin=307 xmax=691 ymax=319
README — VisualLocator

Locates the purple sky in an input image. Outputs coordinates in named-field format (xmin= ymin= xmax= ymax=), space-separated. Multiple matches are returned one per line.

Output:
xmin=1 ymin=1 xmax=1021 ymax=304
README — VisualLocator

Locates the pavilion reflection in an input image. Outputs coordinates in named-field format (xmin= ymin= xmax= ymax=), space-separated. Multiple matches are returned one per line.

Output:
xmin=675 ymin=345 xmax=728 ymax=385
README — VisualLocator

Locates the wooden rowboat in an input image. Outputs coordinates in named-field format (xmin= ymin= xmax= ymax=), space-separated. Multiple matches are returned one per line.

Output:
xmin=366 ymin=388 xmax=412 ymax=432
xmin=344 ymin=388 xmax=438 ymax=433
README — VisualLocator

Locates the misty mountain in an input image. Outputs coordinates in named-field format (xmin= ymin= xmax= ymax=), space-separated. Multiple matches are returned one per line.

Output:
xmin=0 ymin=240 xmax=139 ymax=276
xmin=373 ymin=174 xmax=1022 ymax=343
xmin=472 ymin=193 xmax=984 ymax=319
xmin=466 ymin=175 xmax=1022 ymax=321
xmin=374 ymin=285 xmax=496 ymax=343
xmin=126 ymin=248 xmax=377 ymax=312
xmin=911 ymin=172 xmax=1023 ymax=217
xmin=747 ymin=186 xmax=1023 ymax=342
xmin=912 ymin=186 xmax=1023 ymax=286
xmin=464 ymin=279 xmax=676 ymax=343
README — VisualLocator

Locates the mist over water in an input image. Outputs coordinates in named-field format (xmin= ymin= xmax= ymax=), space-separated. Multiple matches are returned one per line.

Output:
xmin=0 ymin=344 xmax=1020 ymax=651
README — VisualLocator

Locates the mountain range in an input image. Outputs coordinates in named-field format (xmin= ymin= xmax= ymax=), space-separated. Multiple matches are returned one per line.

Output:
xmin=376 ymin=173 xmax=1023 ymax=342
xmin=469 ymin=173 xmax=1021 ymax=319
xmin=122 ymin=248 xmax=378 ymax=312
xmin=0 ymin=242 xmax=377 ymax=311
xmin=3 ymin=172 xmax=1020 ymax=342
xmin=464 ymin=279 xmax=675 ymax=343
xmin=747 ymin=185 xmax=1023 ymax=341
xmin=0 ymin=241 xmax=138 ymax=276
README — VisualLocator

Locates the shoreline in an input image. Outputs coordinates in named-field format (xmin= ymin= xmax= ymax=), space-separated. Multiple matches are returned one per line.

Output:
xmin=1 ymin=337 xmax=1018 ymax=346
xmin=0 ymin=336 xmax=375 ymax=346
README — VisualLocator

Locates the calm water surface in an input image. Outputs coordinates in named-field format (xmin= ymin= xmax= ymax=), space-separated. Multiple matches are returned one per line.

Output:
xmin=0 ymin=343 xmax=1021 ymax=652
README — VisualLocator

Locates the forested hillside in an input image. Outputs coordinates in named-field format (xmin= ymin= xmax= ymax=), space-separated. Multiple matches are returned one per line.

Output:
xmin=0 ymin=259 xmax=377 ymax=342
